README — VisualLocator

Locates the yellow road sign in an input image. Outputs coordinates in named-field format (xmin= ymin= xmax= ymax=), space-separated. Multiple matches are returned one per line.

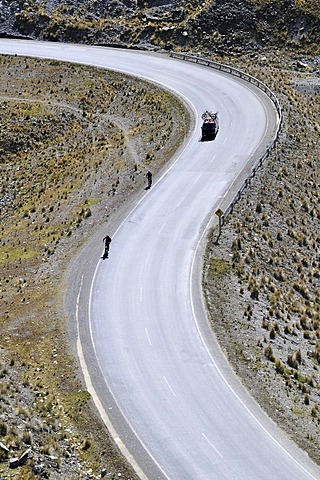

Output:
xmin=215 ymin=208 xmax=223 ymax=217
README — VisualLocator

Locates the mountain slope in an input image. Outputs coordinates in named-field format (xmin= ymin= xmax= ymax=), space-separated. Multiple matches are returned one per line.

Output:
xmin=0 ymin=0 xmax=319 ymax=54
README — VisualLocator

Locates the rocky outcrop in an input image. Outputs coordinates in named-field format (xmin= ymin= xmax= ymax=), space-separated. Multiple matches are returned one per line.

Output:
xmin=9 ymin=448 xmax=31 ymax=469
xmin=0 ymin=0 xmax=319 ymax=54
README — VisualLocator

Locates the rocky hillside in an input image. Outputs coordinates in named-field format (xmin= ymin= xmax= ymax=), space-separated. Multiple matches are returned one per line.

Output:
xmin=0 ymin=0 xmax=319 ymax=54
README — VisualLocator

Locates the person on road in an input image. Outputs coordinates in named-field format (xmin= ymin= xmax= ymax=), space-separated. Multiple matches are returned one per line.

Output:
xmin=146 ymin=170 xmax=152 ymax=190
xmin=103 ymin=235 xmax=112 ymax=258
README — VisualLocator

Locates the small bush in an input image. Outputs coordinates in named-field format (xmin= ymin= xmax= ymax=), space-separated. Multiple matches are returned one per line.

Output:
xmin=275 ymin=358 xmax=285 ymax=374
xmin=0 ymin=419 xmax=7 ymax=436
xmin=264 ymin=344 xmax=276 ymax=362
xmin=311 ymin=404 xmax=318 ymax=418
xmin=287 ymin=353 xmax=299 ymax=369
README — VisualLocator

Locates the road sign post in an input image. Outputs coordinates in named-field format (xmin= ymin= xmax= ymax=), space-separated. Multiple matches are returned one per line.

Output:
xmin=215 ymin=208 xmax=224 ymax=243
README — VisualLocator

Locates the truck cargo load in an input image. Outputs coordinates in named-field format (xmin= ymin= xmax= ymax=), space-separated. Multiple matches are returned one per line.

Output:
xmin=201 ymin=111 xmax=219 ymax=141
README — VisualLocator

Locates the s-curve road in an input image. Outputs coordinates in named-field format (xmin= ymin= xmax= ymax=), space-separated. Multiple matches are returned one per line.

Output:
xmin=1 ymin=40 xmax=319 ymax=480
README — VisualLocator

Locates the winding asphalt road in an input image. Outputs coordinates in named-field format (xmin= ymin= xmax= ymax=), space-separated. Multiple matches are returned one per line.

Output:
xmin=1 ymin=40 xmax=319 ymax=480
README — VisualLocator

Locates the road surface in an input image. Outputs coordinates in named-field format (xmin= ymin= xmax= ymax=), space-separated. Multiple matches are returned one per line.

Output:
xmin=1 ymin=40 xmax=318 ymax=480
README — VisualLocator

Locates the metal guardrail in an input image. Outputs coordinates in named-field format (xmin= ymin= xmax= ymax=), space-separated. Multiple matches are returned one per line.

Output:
xmin=169 ymin=51 xmax=283 ymax=225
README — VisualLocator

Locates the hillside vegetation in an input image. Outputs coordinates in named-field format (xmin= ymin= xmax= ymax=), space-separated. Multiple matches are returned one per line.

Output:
xmin=204 ymin=52 xmax=320 ymax=464
xmin=0 ymin=0 xmax=319 ymax=54
xmin=0 ymin=54 xmax=190 ymax=479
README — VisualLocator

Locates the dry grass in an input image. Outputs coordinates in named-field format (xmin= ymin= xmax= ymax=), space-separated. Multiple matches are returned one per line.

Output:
xmin=8 ymin=0 xmax=319 ymax=56
xmin=0 ymin=54 xmax=190 ymax=478
xmin=204 ymin=52 xmax=320 ymax=465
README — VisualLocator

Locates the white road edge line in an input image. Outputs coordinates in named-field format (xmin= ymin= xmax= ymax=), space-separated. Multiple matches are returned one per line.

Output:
xmin=76 ymin=276 xmax=150 ymax=480
xmin=190 ymin=228 xmax=319 ymax=480
xmin=84 ymin=85 xmax=198 ymax=480
xmin=61 ymin=45 xmax=318 ymax=480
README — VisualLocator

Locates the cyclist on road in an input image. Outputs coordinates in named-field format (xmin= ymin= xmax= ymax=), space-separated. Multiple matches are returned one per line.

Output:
xmin=103 ymin=235 xmax=112 ymax=258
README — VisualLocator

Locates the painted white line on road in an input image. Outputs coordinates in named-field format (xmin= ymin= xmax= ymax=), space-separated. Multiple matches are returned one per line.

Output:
xmin=175 ymin=196 xmax=185 ymax=209
xmin=217 ymin=190 xmax=229 ymax=199
xmin=159 ymin=222 xmax=166 ymax=234
xmin=202 ymin=432 xmax=223 ymax=458
xmin=75 ymin=276 xmax=150 ymax=480
xmin=145 ymin=251 xmax=151 ymax=265
xmin=163 ymin=376 xmax=176 ymax=397
xmin=145 ymin=328 xmax=152 ymax=346
xmin=190 ymin=226 xmax=320 ymax=480
xmin=193 ymin=173 xmax=202 ymax=185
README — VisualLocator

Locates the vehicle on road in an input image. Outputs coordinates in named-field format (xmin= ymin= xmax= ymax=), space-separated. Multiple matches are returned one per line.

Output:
xmin=201 ymin=111 xmax=219 ymax=141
